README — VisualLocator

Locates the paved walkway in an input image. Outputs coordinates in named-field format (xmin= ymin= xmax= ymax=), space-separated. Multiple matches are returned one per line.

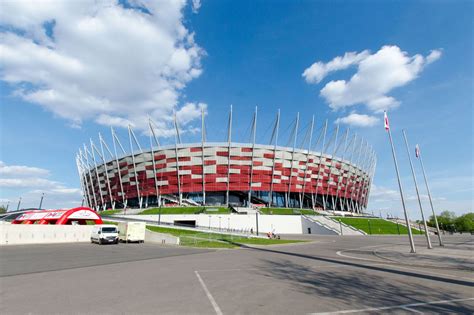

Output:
xmin=373 ymin=239 xmax=473 ymax=270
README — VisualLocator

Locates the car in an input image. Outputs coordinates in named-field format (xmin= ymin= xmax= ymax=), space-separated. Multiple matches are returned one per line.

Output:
xmin=91 ymin=225 xmax=119 ymax=245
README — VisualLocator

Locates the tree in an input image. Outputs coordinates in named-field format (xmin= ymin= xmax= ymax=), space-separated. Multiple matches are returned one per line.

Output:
xmin=0 ymin=206 xmax=6 ymax=214
xmin=454 ymin=213 xmax=474 ymax=232
xmin=428 ymin=210 xmax=457 ymax=231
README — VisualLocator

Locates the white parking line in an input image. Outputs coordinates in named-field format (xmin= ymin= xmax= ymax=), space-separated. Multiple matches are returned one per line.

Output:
xmin=195 ymin=270 xmax=223 ymax=315
xmin=308 ymin=297 xmax=474 ymax=314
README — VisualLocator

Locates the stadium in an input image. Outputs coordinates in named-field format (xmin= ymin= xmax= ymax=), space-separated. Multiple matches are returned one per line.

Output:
xmin=76 ymin=108 xmax=376 ymax=213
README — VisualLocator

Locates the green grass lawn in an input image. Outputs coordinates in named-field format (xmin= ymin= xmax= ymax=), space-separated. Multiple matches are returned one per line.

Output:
xmin=146 ymin=225 xmax=303 ymax=248
xmin=102 ymin=221 xmax=118 ymax=225
xmin=139 ymin=206 xmax=231 ymax=215
xmin=99 ymin=209 xmax=122 ymax=216
xmin=334 ymin=217 xmax=423 ymax=235
xmin=259 ymin=207 xmax=317 ymax=215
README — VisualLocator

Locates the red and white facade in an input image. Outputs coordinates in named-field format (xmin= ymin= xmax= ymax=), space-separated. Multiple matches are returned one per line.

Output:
xmin=76 ymin=110 xmax=376 ymax=212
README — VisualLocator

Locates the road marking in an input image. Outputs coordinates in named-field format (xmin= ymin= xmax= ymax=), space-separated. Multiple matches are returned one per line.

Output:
xmin=195 ymin=270 xmax=223 ymax=315
xmin=309 ymin=297 xmax=474 ymax=314
xmin=336 ymin=244 xmax=392 ymax=263
xmin=400 ymin=306 xmax=424 ymax=314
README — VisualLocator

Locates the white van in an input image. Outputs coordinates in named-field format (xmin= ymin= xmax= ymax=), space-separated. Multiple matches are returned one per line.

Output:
xmin=91 ymin=225 xmax=119 ymax=245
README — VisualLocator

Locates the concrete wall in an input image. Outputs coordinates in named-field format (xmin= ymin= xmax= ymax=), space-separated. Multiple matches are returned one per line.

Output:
xmin=0 ymin=224 xmax=94 ymax=245
xmin=145 ymin=230 xmax=180 ymax=245
xmin=117 ymin=214 xmax=319 ymax=234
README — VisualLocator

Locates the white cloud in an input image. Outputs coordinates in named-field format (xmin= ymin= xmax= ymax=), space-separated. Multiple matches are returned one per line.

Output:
xmin=369 ymin=184 xmax=399 ymax=202
xmin=335 ymin=112 xmax=378 ymax=127
xmin=0 ymin=0 xmax=204 ymax=134
xmin=0 ymin=178 xmax=60 ymax=188
xmin=191 ymin=0 xmax=202 ymax=13
xmin=176 ymin=102 xmax=206 ymax=125
xmin=426 ymin=49 xmax=442 ymax=64
xmin=0 ymin=161 xmax=50 ymax=177
xmin=303 ymin=45 xmax=442 ymax=113
xmin=0 ymin=161 xmax=81 ymax=209
xmin=302 ymin=50 xmax=370 ymax=84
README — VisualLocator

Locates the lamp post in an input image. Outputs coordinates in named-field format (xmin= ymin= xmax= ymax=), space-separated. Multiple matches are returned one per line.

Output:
xmin=158 ymin=202 xmax=162 ymax=225
xmin=255 ymin=212 xmax=259 ymax=235
xmin=16 ymin=197 xmax=22 ymax=211
xmin=38 ymin=193 xmax=45 ymax=209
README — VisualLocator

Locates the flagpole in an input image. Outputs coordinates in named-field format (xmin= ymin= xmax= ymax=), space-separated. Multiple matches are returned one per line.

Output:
xmin=417 ymin=145 xmax=444 ymax=246
xmin=402 ymin=130 xmax=432 ymax=249
xmin=385 ymin=112 xmax=416 ymax=253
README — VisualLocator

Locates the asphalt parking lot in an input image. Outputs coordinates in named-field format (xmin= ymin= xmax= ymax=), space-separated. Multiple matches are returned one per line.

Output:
xmin=1 ymin=235 xmax=472 ymax=314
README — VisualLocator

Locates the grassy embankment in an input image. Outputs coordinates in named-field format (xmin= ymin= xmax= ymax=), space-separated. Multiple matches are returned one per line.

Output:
xmin=334 ymin=217 xmax=423 ymax=235
xmin=139 ymin=207 xmax=231 ymax=215
xmin=259 ymin=207 xmax=317 ymax=215
xmin=102 ymin=220 xmax=303 ymax=248
xmin=146 ymin=225 xmax=304 ymax=248
xmin=100 ymin=209 xmax=122 ymax=216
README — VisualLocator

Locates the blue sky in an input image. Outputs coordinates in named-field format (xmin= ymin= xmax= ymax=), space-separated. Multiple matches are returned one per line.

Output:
xmin=0 ymin=0 xmax=472 ymax=217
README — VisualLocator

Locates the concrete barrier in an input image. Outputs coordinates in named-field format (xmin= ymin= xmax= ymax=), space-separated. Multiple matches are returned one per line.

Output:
xmin=0 ymin=224 xmax=95 ymax=245
xmin=145 ymin=229 xmax=180 ymax=245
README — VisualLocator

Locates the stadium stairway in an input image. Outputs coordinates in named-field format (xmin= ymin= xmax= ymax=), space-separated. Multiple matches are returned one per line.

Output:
xmin=304 ymin=215 xmax=366 ymax=235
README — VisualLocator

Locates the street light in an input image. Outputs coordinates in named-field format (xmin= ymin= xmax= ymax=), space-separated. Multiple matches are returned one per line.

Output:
xmin=16 ymin=197 xmax=22 ymax=211
xmin=38 ymin=193 xmax=45 ymax=209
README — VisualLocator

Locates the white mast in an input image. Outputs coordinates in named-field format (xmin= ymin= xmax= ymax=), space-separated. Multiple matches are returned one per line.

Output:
xmin=286 ymin=112 xmax=300 ymax=208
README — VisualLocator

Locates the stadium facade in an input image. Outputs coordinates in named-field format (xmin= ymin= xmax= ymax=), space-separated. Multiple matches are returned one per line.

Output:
xmin=76 ymin=108 xmax=376 ymax=213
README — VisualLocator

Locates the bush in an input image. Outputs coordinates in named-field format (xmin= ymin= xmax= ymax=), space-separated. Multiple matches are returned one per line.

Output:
xmin=455 ymin=213 xmax=474 ymax=232
xmin=428 ymin=211 xmax=474 ymax=232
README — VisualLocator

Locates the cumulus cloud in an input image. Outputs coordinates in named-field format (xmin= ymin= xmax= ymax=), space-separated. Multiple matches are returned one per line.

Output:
xmin=302 ymin=50 xmax=370 ymax=84
xmin=0 ymin=161 xmax=81 ymax=207
xmin=335 ymin=112 xmax=378 ymax=127
xmin=0 ymin=0 xmax=205 ymax=134
xmin=0 ymin=161 xmax=50 ymax=177
xmin=303 ymin=45 xmax=442 ymax=114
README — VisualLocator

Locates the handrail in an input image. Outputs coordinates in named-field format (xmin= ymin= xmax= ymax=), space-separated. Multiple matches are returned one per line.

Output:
xmin=326 ymin=216 xmax=367 ymax=235
xmin=302 ymin=214 xmax=340 ymax=234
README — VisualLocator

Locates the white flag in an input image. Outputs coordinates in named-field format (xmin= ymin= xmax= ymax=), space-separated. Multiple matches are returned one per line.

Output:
xmin=415 ymin=144 xmax=420 ymax=158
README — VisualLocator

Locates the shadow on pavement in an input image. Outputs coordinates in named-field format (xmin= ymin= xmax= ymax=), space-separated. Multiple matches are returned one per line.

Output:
xmin=255 ymin=258 xmax=474 ymax=313
xmin=225 ymin=241 xmax=474 ymax=287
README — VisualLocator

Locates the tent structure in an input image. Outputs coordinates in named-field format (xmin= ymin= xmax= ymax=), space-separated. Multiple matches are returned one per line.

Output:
xmin=11 ymin=207 xmax=103 ymax=225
